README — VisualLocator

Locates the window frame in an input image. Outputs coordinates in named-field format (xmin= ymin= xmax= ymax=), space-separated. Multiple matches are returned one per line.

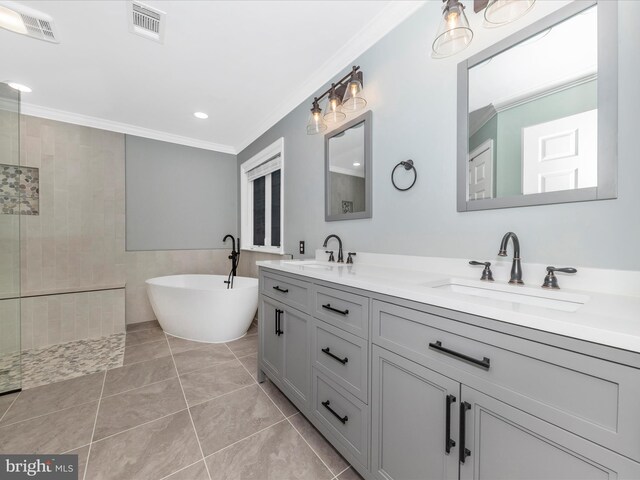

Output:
xmin=240 ymin=137 xmax=284 ymax=254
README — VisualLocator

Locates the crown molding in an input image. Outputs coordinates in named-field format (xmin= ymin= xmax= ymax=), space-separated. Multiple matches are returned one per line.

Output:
xmin=20 ymin=103 xmax=237 ymax=154
xmin=234 ymin=1 xmax=426 ymax=153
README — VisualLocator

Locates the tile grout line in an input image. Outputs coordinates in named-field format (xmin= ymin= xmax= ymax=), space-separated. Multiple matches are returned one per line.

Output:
xmin=0 ymin=391 xmax=21 ymax=424
xmin=156 ymin=458 xmax=204 ymax=480
xmin=81 ymin=369 xmax=107 ymax=480
xmin=0 ymin=396 xmax=101 ymax=429
xmin=225 ymin=342 xmax=339 ymax=479
xmin=333 ymin=465 xmax=351 ymax=479
xmin=202 ymin=418 xmax=290 ymax=460
xmin=186 ymin=383 xmax=257 ymax=411
xmin=167 ymin=334 xmax=213 ymax=480
xmin=101 ymin=373 xmax=179 ymax=400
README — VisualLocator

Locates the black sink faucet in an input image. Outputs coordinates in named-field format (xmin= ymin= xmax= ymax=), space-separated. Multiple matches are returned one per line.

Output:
xmin=498 ymin=232 xmax=524 ymax=285
xmin=323 ymin=234 xmax=344 ymax=263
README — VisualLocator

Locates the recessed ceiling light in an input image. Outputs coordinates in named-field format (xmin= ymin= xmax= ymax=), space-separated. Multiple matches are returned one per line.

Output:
xmin=194 ymin=112 xmax=208 ymax=119
xmin=7 ymin=82 xmax=32 ymax=93
xmin=353 ymin=162 xmax=361 ymax=167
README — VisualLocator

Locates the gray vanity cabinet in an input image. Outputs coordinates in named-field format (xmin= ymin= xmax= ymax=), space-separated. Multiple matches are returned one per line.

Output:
xmin=460 ymin=386 xmax=640 ymax=480
xmin=259 ymin=294 xmax=311 ymax=411
xmin=371 ymin=346 xmax=460 ymax=480
xmin=260 ymin=296 xmax=284 ymax=380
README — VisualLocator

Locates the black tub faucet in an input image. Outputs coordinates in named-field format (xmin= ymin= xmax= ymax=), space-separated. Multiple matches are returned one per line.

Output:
xmin=498 ymin=232 xmax=524 ymax=285
xmin=323 ymin=234 xmax=344 ymax=263
xmin=223 ymin=234 xmax=238 ymax=277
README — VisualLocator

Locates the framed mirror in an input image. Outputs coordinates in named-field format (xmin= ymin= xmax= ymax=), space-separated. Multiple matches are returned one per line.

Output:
xmin=325 ymin=111 xmax=372 ymax=221
xmin=457 ymin=0 xmax=617 ymax=212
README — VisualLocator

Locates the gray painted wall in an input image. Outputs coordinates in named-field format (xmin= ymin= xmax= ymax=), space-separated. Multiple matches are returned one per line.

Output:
xmin=126 ymin=135 xmax=237 ymax=251
xmin=238 ymin=2 xmax=640 ymax=271
xmin=330 ymin=172 xmax=366 ymax=215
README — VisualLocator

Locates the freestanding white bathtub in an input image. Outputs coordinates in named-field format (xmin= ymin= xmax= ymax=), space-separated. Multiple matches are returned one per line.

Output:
xmin=145 ymin=274 xmax=258 ymax=343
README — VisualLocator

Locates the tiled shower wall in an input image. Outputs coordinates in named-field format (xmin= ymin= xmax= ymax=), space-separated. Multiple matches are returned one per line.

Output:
xmin=0 ymin=115 xmax=235 ymax=352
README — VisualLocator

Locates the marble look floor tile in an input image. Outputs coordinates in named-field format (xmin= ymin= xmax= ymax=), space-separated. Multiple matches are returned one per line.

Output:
xmin=102 ymin=356 xmax=177 ymax=397
xmin=205 ymin=420 xmax=332 ymax=480
xmin=260 ymin=378 xmax=298 ymax=417
xmin=67 ymin=445 xmax=90 ymax=480
xmin=225 ymin=334 xmax=258 ymax=357
xmin=0 ymin=391 xmax=19 ymax=420
xmin=238 ymin=354 xmax=258 ymax=380
xmin=0 ymin=371 xmax=104 ymax=426
xmin=167 ymin=335 xmax=213 ymax=355
xmin=181 ymin=359 xmax=254 ymax=406
xmin=86 ymin=410 xmax=201 ymax=480
xmin=172 ymin=344 xmax=235 ymax=375
xmin=125 ymin=327 xmax=166 ymax=347
xmin=0 ymin=401 xmax=98 ymax=454
xmin=191 ymin=384 xmax=283 ymax=456
xmin=163 ymin=461 xmax=210 ymax=480
xmin=94 ymin=377 xmax=186 ymax=440
xmin=289 ymin=413 xmax=349 ymax=476
xmin=126 ymin=320 xmax=161 ymax=332
xmin=338 ymin=467 xmax=364 ymax=480
xmin=123 ymin=339 xmax=171 ymax=366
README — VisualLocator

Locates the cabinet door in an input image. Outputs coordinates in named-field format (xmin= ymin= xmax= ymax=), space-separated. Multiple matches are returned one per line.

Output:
xmin=372 ymin=346 xmax=460 ymax=480
xmin=460 ymin=386 xmax=640 ymax=480
xmin=282 ymin=307 xmax=311 ymax=409
xmin=260 ymin=297 xmax=283 ymax=380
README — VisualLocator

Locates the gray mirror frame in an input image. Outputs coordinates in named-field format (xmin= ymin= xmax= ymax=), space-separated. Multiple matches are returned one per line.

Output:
xmin=325 ymin=110 xmax=373 ymax=221
xmin=457 ymin=0 xmax=617 ymax=212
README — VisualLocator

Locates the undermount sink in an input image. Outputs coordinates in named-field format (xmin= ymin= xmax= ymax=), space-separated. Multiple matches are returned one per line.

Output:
xmin=282 ymin=260 xmax=345 ymax=270
xmin=430 ymin=278 xmax=589 ymax=312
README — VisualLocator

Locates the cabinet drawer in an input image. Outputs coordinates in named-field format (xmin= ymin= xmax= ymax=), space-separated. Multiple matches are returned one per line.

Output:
xmin=314 ymin=285 xmax=369 ymax=338
xmin=313 ymin=369 xmax=369 ymax=467
xmin=372 ymin=300 xmax=640 ymax=462
xmin=312 ymin=320 xmax=368 ymax=403
xmin=261 ymin=270 xmax=311 ymax=314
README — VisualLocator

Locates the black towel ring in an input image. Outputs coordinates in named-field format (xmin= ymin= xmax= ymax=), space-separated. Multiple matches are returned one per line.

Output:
xmin=391 ymin=159 xmax=417 ymax=191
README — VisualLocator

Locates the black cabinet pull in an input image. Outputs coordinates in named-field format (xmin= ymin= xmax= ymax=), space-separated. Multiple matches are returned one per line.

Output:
xmin=322 ymin=304 xmax=349 ymax=316
xmin=459 ymin=401 xmax=471 ymax=464
xmin=273 ymin=286 xmax=289 ymax=293
xmin=275 ymin=309 xmax=284 ymax=336
xmin=445 ymin=394 xmax=457 ymax=454
xmin=428 ymin=341 xmax=490 ymax=370
xmin=321 ymin=400 xmax=348 ymax=424
xmin=321 ymin=347 xmax=348 ymax=365
xmin=274 ymin=309 xmax=278 ymax=336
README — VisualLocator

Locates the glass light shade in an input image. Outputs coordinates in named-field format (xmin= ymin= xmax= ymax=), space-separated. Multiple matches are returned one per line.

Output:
xmin=432 ymin=1 xmax=473 ymax=58
xmin=306 ymin=105 xmax=327 ymax=135
xmin=0 ymin=5 xmax=27 ymax=35
xmin=342 ymin=77 xmax=367 ymax=112
xmin=323 ymin=93 xmax=346 ymax=123
xmin=484 ymin=0 xmax=536 ymax=26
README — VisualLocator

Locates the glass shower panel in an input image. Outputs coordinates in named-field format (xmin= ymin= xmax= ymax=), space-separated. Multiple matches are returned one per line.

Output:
xmin=0 ymin=82 xmax=21 ymax=394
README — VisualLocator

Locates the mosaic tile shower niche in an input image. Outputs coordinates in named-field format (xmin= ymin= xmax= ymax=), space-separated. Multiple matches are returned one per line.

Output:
xmin=0 ymin=164 xmax=39 ymax=215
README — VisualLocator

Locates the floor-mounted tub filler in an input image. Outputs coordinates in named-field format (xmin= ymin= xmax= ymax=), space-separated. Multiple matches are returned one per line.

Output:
xmin=146 ymin=274 xmax=258 ymax=343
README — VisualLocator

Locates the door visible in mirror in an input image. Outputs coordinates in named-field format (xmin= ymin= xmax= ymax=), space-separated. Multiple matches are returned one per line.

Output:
xmin=467 ymin=5 xmax=598 ymax=201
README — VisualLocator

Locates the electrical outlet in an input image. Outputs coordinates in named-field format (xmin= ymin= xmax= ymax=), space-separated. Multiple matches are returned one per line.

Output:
xmin=299 ymin=241 xmax=305 ymax=254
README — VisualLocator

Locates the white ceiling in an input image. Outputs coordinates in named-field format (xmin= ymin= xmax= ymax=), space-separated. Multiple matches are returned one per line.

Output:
xmin=1 ymin=0 xmax=424 ymax=154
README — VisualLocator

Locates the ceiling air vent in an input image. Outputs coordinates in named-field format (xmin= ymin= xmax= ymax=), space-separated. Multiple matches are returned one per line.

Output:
xmin=128 ymin=1 xmax=165 ymax=43
xmin=0 ymin=1 xmax=59 ymax=43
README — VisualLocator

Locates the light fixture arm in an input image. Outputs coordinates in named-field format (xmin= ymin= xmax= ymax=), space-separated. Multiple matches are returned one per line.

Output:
xmin=313 ymin=66 xmax=363 ymax=107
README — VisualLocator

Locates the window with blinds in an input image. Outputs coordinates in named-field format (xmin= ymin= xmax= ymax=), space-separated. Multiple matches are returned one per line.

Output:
xmin=241 ymin=142 xmax=283 ymax=251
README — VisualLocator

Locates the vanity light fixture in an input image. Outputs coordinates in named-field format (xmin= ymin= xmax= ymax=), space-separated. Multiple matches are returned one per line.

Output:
xmin=6 ymin=82 xmax=31 ymax=93
xmin=306 ymin=65 xmax=366 ymax=135
xmin=306 ymin=98 xmax=327 ymax=135
xmin=193 ymin=112 xmax=208 ymax=119
xmin=432 ymin=0 xmax=474 ymax=58
xmin=484 ymin=0 xmax=536 ymax=26
xmin=431 ymin=0 xmax=537 ymax=59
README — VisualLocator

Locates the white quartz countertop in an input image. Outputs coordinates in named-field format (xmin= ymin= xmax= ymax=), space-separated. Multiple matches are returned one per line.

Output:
xmin=257 ymin=257 xmax=640 ymax=354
